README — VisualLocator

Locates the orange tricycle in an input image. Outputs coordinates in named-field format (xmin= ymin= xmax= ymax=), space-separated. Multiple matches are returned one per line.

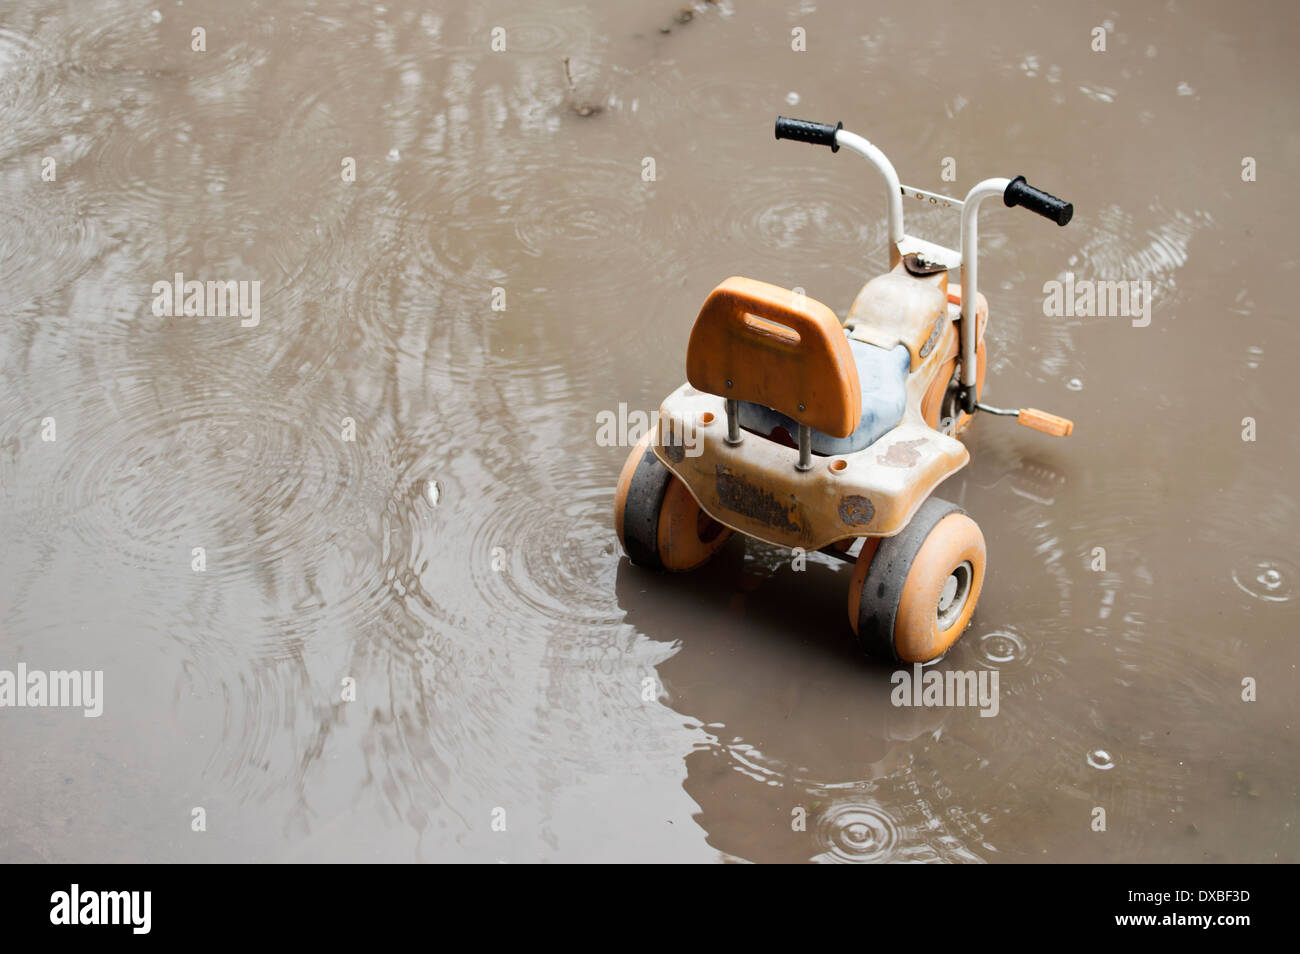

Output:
xmin=615 ymin=116 xmax=1075 ymax=664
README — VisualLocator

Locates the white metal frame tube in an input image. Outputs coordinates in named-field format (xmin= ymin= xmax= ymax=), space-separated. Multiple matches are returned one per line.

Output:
xmin=835 ymin=130 xmax=905 ymax=256
xmin=958 ymin=177 xmax=1011 ymax=391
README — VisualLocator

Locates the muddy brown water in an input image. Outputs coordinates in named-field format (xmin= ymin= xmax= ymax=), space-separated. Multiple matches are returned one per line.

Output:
xmin=1 ymin=0 xmax=1296 ymax=863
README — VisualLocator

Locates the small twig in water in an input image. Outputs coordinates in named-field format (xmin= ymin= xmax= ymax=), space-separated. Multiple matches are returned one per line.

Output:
xmin=561 ymin=57 xmax=603 ymax=118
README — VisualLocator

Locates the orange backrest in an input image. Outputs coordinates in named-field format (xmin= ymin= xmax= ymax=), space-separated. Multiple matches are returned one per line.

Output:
xmin=685 ymin=277 xmax=861 ymax=439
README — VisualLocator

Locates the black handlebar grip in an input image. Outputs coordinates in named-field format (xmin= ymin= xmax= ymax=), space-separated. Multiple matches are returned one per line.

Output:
xmin=775 ymin=116 xmax=842 ymax=152
xmin=1003 ymin=176 xmax=1073 ymax=226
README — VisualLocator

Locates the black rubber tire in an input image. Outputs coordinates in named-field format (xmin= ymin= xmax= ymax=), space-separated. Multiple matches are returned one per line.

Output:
xmin=855 ymin=497 xmax=968 ymax=661
xmin=620 ymin=443 xmax=673 ymax=570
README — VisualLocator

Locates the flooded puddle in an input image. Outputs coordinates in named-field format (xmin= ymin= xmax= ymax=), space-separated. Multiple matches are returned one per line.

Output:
xmin=0 ymin=0 xmax=1296 ymax=862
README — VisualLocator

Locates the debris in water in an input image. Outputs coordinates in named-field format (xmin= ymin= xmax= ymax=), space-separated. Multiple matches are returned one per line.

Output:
xmin=425 ymin=479 xmax=440 ymax=505
xmin=659 ymin=3 xmax=704 ymax=35
xmin=562 ymin=58 xmax=603 ymax=118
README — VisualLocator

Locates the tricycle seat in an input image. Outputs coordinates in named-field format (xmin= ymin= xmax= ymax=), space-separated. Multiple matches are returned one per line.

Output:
xmin=740 ymin=337 xmax=910 ymax=454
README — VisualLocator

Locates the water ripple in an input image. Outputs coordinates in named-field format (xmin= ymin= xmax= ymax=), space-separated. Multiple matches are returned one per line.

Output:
xmin=813 ymin=799 xmax=900 ymax=863
xmin=1231 ymin=557 xmax=1294 ymax=603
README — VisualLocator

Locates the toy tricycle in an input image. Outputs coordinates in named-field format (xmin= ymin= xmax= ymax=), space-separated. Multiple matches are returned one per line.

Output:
xmin=614 ymin=116 xmax=1075 ymax=664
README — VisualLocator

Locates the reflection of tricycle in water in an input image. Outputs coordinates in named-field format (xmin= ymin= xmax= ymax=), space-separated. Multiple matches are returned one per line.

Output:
xmin=613 ymin=553 xmax=959 ymax=863
xmin=615 ymin=116 xmax=1076 ymax=664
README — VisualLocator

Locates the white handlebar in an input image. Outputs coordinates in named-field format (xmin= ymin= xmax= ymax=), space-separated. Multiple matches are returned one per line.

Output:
xmin=833 ymin=129 xmax=1009 ymax=399
xmin=959 ymin=178 xmax=1011 ymax=390
xmin=834 ymin=130 xmax=905 ymax=250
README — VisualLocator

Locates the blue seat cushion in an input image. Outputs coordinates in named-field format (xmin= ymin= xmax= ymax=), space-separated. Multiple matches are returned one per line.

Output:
xmin=739 ymin=338 xmax=910 ymax=455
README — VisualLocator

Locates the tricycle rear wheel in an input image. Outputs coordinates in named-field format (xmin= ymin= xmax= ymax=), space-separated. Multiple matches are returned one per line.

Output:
xmin=614 ymin=434 xmax=732 ymax=571
xmin=849 ymin=497 xmax=986 ymax=663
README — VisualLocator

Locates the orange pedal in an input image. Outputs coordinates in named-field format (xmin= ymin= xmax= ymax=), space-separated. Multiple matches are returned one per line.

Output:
xmin=1017 ymin=408 xmax=1074 ymax=437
